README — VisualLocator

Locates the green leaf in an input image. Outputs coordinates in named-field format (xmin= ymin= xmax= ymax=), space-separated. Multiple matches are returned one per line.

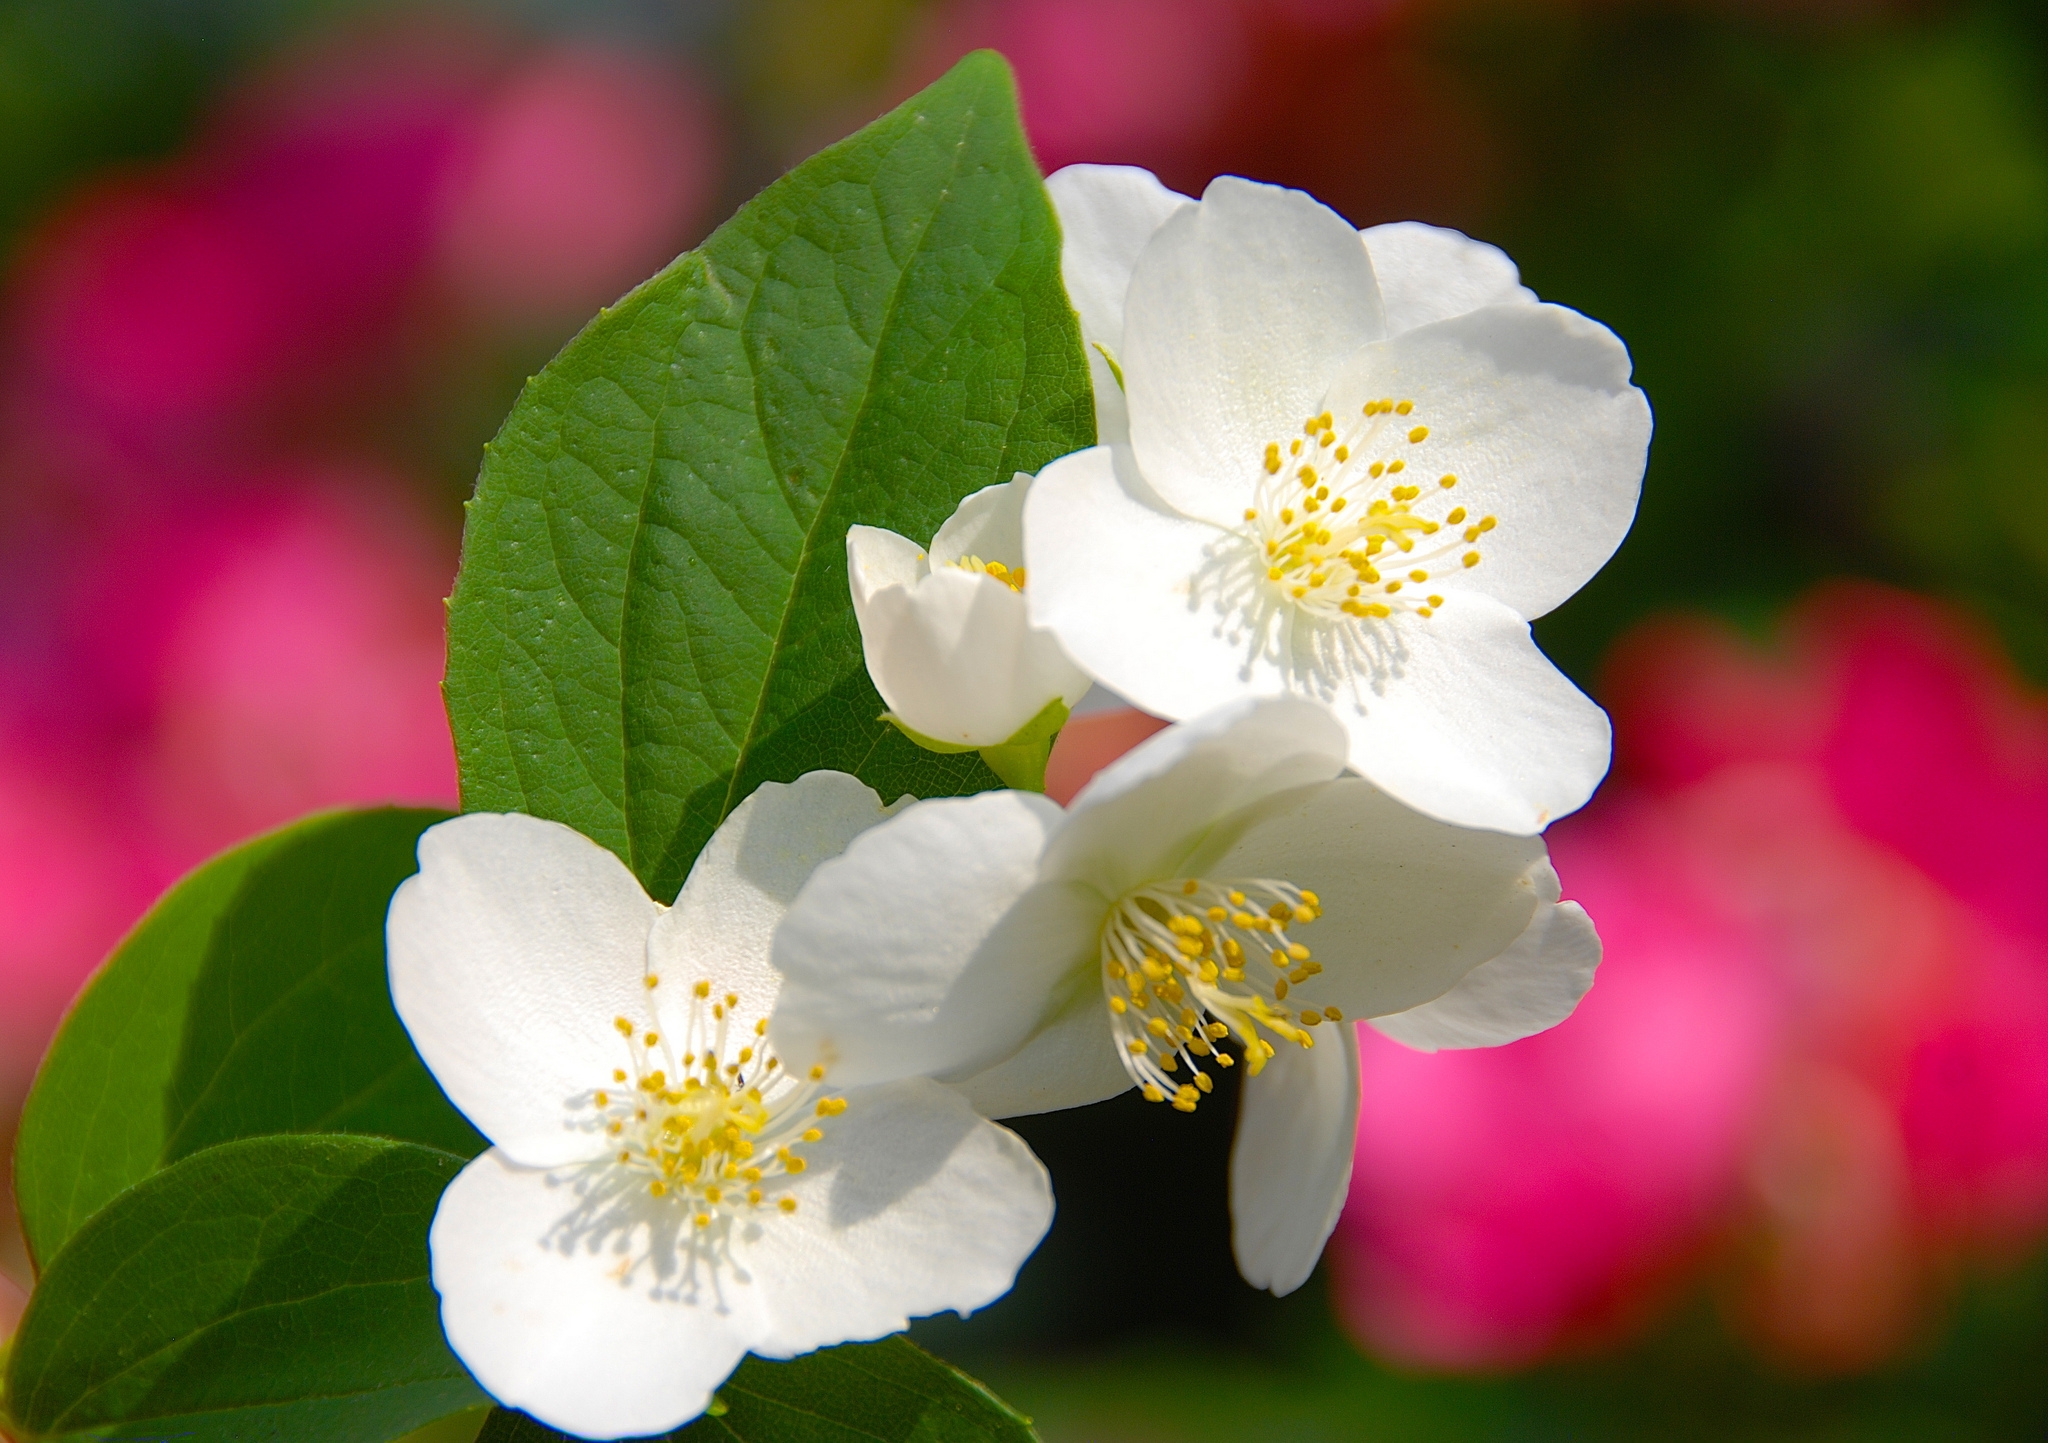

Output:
xmin=13 ymin=807 xmax=482 ymax=1269
xmin=445 ymin=49 xmax=1094 ymax=902
xmin=473 ymin=1337 xmax=1037 ymax=1443
xmin=2 ymin=1134 xmax=486 ymax=1443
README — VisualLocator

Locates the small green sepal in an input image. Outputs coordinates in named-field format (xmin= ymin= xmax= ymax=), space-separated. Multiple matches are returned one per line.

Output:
xmin=881 ymin=697 xmax=1072 ymax=793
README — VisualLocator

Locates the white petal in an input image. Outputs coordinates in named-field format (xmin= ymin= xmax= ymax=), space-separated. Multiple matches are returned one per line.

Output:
xmin=949 ymin=979 xmax=1131 ymax=1119
xmin=738 ymin=1079 xmax=1054 ymax=1356
xmin=770 ymin=790 xmax=1100 ymax=1087
xmin=652 ymin=771 xmax=898 ymax=1044
xmin=1123 ymin=176 xmax=1387 ymax=527
xmin=1044 ymin=696 xmax=1349 ymax=899
xmin=1321 ymin=590 xmax=1612 ymax=835
xmin=1025 ymin=444 xmax=1272 ymax=730
xmin=1323 ymin=301 xmax=1651 ymax=620
xmin=1229 ymin=1021 xmax=1360 ymax=1296
xmin=847 ymin=524 xmax=927 ymax=608
xmin=1369 ymin=885 xmax=1601 ymax=1050
xmin=430 ymin=1149 xmax=759 ymax=1439
xmin=1203 ymin=776 xmax=1547 ymax=1019
xmin=1361 ymin=221 xmax=1536 ymax=335
xmin=1047 ymin=164 xmax=1193 ymax=446
xmin=388 ymin=814 xmax=657 ymax=1167
xmin=853 ymin=565 xmax=1089 ymax=747
xmin=929 ymin=473 xmax=1032 ymax=569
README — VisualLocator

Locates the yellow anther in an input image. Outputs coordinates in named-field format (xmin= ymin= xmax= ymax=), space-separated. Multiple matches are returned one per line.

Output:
xmin=1290 ymin=438 xmax=1302 ymax=455
xmin=613 ymin=1068 xmax=627 ymax=1082
xmin=1325 ymin=1005 xmax=1344 ymax=1021
xmin=809 ymin=1064 xmax=826 ymax=1081
xmin=1148 ymin=1017 xmax=1172 ymax=1038
xmin=1464 ymin=552 xmax=1481 ymax=568
xmin=1274 ymin=978 xmax=1290 ymax=1000
xmin=1264 ymin=443 xmax=1282 ymax=474
xmin=1129 ymin=1039 xmax=1149 ymax=1055
xmin=748 ymin=1188 xmax=763 ymax=1205
xmin=1385 ymin=581 xmax=1402 ymax=593
xmin=802 ymin=1128 xmax=823 ymax=1143
xmin=1335 ymin=446 xmax=1349 ymax=462
xmin=1109 ymin=995 xmax=1127 ymax=1013
xmin=779 ymin=1197 xmax=798 ymax=1213
xmin=650 ymin=1180 xmax=667 ymax=1197
xmin=1440 ymin=473 xmax=1457 ymax=488
xmin=817 ymin=1097 xmax=847 ymax=1116
xmin=645 ymin=974 xmax=660 ymax=989
xmin=1245 ymin=508 xmax=1259 ymax=521
xmin=1428 ymin=594 xmax=1444 ymax=607
xmin=1320 ymin=430 xmax=1336 ymax=448
xmin=1142 ymin=1083 xmax=1166 ymax=1102
xmin=1369 ymin=461 xmax=1385 ymax=478
xmin=1301 ymin=1010 xmax=1324 ymax=1026
xmin=614 ymin=1017 xmax=634 ymax=1035
xmin=644 ymin=1032 xmax=659 ymax=1047
xmin=755 ymin=1017 xmax=769 ymax=1036
xmin=1447 ymin=506 xmax=1466 ymax=523
xmin=1408 ymin=426 xmax=1429 ymax=443
xmin=1388 ymin=459 xmax=1405 ymax=474
xmin=1217 ymin=1051 xmax=1235 ymax=1067
xmin=1396 ymin=400 xmax=1414 ymax=415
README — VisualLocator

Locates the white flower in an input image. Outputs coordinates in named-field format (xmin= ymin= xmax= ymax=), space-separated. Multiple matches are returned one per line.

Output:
xmin=387 ymin=773 xmax=1054 ymax=1441
xmin=1031 ymin=165 xmax=1654 ymax=835
xmin=848 ymin=473 xmax=1090 ymax=751
xmin=767 ymin=699 xmax=1599 ymax=1297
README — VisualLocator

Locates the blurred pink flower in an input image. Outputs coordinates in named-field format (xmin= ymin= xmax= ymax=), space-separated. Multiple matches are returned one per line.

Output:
xmin=1329 ymin=582 xmax=2048 ymax=1372
xmin=0 ymin=728 xmax=126 ymax=1096
xmin=128 ymin=480 xmax=459 ymax=879
xmin=915 ymin=0 xmax=1249 ymax=173
xmin=1 ymin=478 xmax=457 ymax=1117
xmin=437 ymin=45 xmax=721 ymax=322
xmin=8 ymin=24 xmax=485 ymax=459
xmin=1331 ymin=794 xmax=1779 ymax=1368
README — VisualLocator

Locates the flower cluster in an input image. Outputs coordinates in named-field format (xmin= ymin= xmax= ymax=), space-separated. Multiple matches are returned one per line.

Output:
xmin=390 ymin=165 xmax=1647 ymax=1438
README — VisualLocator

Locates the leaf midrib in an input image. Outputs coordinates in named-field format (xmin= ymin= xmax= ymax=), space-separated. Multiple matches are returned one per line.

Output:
xmin=707 ymin=100 xmax=983 ymax=840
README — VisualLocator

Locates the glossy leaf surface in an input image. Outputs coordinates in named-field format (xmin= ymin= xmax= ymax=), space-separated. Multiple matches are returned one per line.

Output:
xmin=444 ymin=50 xmax=1093 ymax=901
xmin=4 ymin=1135 xmax=485 ymax=1443
xmin=13 ymin=807 xmax=479 ymax=1267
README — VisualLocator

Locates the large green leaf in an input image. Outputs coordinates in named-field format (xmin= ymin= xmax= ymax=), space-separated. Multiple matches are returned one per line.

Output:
xmin=2 ymin=1134 xmax=486 ymax=1443
xmin=13 ymin=807 xmax=481 ymax=1269
xmin=474 ymin=1337 xmax=1037 ymax=1443
xmin=445 ymin=49 xmax=1093 ymax=901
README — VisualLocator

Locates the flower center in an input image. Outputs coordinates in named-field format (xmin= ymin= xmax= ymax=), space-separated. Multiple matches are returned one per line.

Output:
xmin=575 ymin=977 xmax=845 ymax=1230
xmin=1099 ymin=878 xmax=1339 ymax=1111
xmin=1243 ymin=399 xmax=1494 ymax=623
xmin=946 ymin=554 xmax=1026 ymax=592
